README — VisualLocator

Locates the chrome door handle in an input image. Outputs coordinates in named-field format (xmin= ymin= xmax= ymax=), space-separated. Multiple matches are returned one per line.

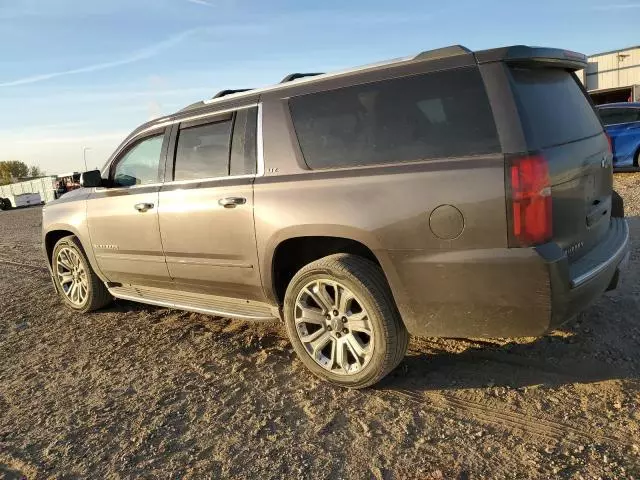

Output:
xmin=134 ymin=202 xmax=154 ymax=212
xmin=218 ymin=197 xmax=246 ymax=208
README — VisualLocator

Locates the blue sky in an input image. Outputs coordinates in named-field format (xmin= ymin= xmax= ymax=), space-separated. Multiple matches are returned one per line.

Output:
xmin=1 ymin=0 xmax=639 ymax=174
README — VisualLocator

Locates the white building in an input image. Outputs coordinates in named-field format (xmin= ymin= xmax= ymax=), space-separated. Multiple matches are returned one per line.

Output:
xmin=580 ymin=45 xmax=640 ymax=104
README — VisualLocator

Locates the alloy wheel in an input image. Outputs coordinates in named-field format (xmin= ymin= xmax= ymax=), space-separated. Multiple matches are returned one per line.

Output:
xmin=56 ymin=247 xmax=89 ymax=306
xmin=294 ymin=279 xmax=374 ymax=375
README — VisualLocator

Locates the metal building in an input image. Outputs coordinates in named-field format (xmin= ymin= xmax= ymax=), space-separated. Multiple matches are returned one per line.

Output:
xmin=580 ymin=45 xmax=640 ymax=104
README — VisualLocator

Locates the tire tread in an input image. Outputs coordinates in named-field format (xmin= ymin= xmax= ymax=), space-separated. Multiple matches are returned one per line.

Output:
xmin=285 ymin=253 xmax=408 ymax=388
xmin=53 ymin=235 xmax=112 ymax=312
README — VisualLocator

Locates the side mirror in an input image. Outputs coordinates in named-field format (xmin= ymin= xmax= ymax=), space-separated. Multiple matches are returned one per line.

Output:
xmin=80 ymin=170 xmax=103 ymax=188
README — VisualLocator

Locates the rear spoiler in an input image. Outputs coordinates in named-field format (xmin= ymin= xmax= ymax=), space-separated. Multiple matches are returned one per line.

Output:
xmin=475 ymin=46 xmax=588 ymax=71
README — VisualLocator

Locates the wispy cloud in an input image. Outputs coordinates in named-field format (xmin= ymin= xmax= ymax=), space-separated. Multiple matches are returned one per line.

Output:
xmin=11 ymin=86 xmax=216 ymax=105
xmin=186 ymin=0 xmax=214 ymax=6
xmin=589 ymin=3 xmax=640 ymax=10
xmin=9 ymin=132 xmax=129 ymax=146
xmin=0 ymin=28 xmax=200 ymax=88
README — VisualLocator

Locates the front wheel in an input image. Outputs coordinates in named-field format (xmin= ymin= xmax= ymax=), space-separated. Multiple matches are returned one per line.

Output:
xmin=51 ymin=235 xmax=112 ymax=313
xmin=283 ymin=254 xmax=408 ymax=389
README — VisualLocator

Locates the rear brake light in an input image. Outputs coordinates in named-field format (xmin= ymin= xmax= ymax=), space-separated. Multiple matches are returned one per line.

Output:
xmin=507 ymin=154 xmax=552 ymax=247
xmin=605 ymin=133 xmax=613 ymax=154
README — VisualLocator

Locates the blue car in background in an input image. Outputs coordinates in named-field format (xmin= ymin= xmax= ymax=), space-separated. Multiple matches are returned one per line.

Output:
xmin=597 ymin=103 xmax=640 ymax=170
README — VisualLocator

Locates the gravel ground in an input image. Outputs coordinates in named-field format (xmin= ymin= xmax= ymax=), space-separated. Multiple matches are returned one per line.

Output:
xmin=0 ymin=174 xmax=639 ymax=479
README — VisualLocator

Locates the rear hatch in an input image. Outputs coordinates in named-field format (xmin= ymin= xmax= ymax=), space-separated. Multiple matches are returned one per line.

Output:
xmin=508 ymin=66 xmax=612 ymax=262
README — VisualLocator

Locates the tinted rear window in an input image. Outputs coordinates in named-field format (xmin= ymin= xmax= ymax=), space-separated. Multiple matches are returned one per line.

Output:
xmin=510 ymin=68 xmax=603 ymax=149
xmin=598 ymin=107 xmax=640 ymax=126
xmin=289 ymin=67 xmax=500 ymax=169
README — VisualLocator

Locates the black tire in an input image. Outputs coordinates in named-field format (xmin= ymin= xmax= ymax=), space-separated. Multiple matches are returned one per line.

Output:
xmin=283 ymin=253 xmax=409 ymax=389
xmin=51 ymin=235 xmax=112 ymax=313
xmin=611 ymin=190 xmax=625 ymax=218
xmin=0 ymin=198 xmax=9 ymax=210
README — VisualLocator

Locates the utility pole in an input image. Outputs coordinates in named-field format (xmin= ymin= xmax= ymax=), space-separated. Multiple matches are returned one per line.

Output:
xmin=82 ymin=147 xmax=91 ymax=171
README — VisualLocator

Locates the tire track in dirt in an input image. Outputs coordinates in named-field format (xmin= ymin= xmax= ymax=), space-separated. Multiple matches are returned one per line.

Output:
xmin=0 ymin=453 xmax=39 ymax=480
xmin=378 ymin=387 xmax=632 ymax=449
xmin=0 ymin=257 xmax=49 ymax=273
xmin=163 ymin=317 xmax=629 ymax=453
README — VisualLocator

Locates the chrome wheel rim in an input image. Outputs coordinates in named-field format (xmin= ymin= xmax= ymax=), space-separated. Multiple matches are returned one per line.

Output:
xmin=294 ymin=279 xmax=374 ymax=375
xmin=56 ymin=247 xmax=89 ymax=306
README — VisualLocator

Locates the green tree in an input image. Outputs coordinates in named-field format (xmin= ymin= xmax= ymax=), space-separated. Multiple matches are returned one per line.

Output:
xmin=0 ymin=161 xmax=32 ymax=184
xmin=29 ymin=165 xmax=45 ymax=178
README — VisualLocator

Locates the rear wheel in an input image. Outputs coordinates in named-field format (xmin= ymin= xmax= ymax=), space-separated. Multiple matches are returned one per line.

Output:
xmin=52 ymin=236 xmax=112 ymax=313
xmin=0 ymin=198 xmax=9 ymax=210
xmin=283 ymin=253 xmax=408 ymax=389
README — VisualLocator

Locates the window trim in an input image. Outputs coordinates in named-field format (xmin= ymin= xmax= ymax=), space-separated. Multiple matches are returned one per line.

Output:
xmin=107 ymin=128 xmax=169 ymax=190
xmin=163 ymin=103 xmax=264 ymax=186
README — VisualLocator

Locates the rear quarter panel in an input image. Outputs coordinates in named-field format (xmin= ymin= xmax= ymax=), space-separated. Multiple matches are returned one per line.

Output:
xmin=254 ymin=93 xmax=541 ymax=336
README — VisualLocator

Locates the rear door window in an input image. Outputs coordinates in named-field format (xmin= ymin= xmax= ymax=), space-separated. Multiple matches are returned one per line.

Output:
xmin=288 ymin=67 xmax=500 ymax=169
xmin=174 ymin=119 xmax=232 ymax=181
xmin=509 ymin=68 xmax=603 ymax=149
xmin=598 ymin=108 xmax=640 ymax=126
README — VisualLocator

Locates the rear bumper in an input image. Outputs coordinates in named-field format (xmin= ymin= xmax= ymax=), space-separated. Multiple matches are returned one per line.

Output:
xmin=544 ymin=217 xmax=629 ymax=329
xmin=386 ymin=218 xmax=630 ymax=338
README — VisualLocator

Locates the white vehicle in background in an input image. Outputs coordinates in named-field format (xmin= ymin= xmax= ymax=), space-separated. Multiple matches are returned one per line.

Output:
xmin=0 ymin=176 xmax=56 ymax=210
xmin=0 ymin=192 xmax=42 ymax=209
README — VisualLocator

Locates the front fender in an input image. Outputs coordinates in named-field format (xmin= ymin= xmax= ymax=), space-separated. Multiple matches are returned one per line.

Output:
xmin=42 ymin=195 xmax=108 ymax=284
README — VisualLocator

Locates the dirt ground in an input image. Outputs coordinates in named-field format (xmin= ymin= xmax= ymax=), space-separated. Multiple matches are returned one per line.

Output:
xmin=0 ymin=175 xmax=639 ymax=480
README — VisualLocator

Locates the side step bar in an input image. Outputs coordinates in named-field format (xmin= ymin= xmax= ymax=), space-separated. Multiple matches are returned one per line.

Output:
xmin=108 ymin=285 xmax=279 ymax=321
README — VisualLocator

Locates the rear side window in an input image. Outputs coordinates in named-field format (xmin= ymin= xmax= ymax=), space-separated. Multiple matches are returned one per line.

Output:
xmin=289 ymin=68 xmax=500 ymax=169
xmin=510 ymin=68 xmax=603 ymax=149
xmin=174 ymin=119 xmax=232 ymax=181
xmin=599 ymin=108 xmax=640 ymax=126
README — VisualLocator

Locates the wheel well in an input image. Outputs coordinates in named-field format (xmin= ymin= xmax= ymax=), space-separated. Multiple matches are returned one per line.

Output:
xmin=272 ymin=236 xmax=380 ymax=305
xmin=44 ymin=230 xmax=74 ymax=265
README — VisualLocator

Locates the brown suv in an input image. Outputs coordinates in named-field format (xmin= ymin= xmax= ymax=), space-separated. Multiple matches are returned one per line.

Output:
xmin=42 ymin=45 xmax=630 ymax=388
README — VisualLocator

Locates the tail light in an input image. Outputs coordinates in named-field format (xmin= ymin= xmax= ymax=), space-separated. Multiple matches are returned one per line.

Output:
xmin=507 ymin=154 xmax=552 ymax=247
xmin=605 ymin=133 xmax=613 ymax=154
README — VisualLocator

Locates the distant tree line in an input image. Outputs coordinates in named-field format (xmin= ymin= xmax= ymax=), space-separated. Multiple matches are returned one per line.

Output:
xmin=0 ymin=161 xmax=46 ymax=185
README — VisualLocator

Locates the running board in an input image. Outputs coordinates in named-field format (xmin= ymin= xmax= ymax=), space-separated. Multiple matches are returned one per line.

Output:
xmin=108 ymin=285 xmax=279 ymax=321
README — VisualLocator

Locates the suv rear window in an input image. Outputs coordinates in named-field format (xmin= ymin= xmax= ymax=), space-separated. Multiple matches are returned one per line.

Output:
xmin=509 ymin=68 xmax=603 ymax=149
xmin=289 ymin=67 xmax=500 ymax=169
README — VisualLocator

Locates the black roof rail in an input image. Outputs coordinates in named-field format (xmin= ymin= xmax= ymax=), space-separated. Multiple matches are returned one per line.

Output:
xmin=280 ymin=73 xmax=324 ymax=83
xmin=212 ymin=88 xmax=253 ymax=99
xmin=414 ymin=45 xmax=472 ymax=61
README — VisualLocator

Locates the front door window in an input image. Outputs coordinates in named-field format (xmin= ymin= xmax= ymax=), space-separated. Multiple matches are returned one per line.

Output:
xmin=112 ymin=134 xmax=164 ymax=187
